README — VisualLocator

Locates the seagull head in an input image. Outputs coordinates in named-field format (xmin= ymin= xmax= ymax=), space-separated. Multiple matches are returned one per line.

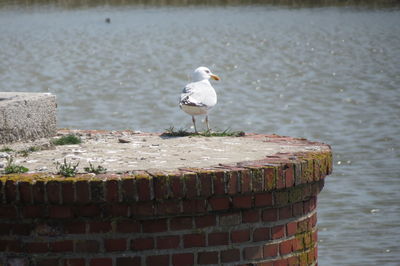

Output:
xmin=192 ymin=66 xmax=220 ymax=82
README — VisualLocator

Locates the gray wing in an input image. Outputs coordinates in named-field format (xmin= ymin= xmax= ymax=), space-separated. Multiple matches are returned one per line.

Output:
xmin=179 ymin=83 xmax=207 ymax=107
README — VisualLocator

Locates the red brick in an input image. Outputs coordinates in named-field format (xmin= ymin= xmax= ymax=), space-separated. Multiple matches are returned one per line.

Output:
xmin=198 ymin=173 xmax=212 ymax=197
xmin=170 ymin=174 xmax=184 ymax=198
xmin=271 ymin=225 xmax=285 ymax=239
xmin=255 ymin=193 xmax=273 ymax=207
xmin=47 ymin=181 xmax=61 ymax=204
xmin=293 ymin=237 xmax=304 ymax=251
xmin=221 ymin=249 xmax=240 ymax=263
xmin=264 ymin=167 xmax=276 ymax=190
xmin=75 ymin=240 xmax=99 ymax=253
xmin=88 ymin=221 xmax=111 ymax=233
xmin=116 ymin=257 xmax=141 ymax=266
xmin=63 ymin=258 xmax=85 ymax=266
xmin=121 ymin=178 xmax=136 ymax=201
xmin=232 ymin=195 xmax=252 ymax=209
xmin=183 ymin=173 xmax=198 ymax=198
xmin=0 ymin=239 xmax=22 ymax=252
xmin=75 ymin=181 xmax=90 ymax=203
xmin=274 ymin=191 xmax=288 ymax=206
xmin=284 ymin=163 xmax=295 ymax=188
xmin=142 ymin=219 xmax=167 ymax=233
xmin=103 ymin=203 xmax=130 ymax=217
xmin=26 ymin=242 xmax=48 ymax=253
xmin=106 ymin=179 xmax=119 ymax=202
xmin=240 ymin=170 xmax=252 ymax=193
xmin=172 ymin=253 xmax=194 ymax=266
xmin=243 ymin=246 xmax=263 ymax=260
xmin=213 ymin=171 xmax=225 ymax=195
xmin=274 ymin=258 xmax=289 ymax=266
xmin=22 ymin=205 xmax=44 ymax=218
xmin=50 ymin=240 xmax=73 ymax=252
xmin=33 ymin=181 xmax=45 ymax=203
xmin=90 ymin=180 xmax=104 ymax=202
xmin=170 ymin=217 xmax=193 ymax=230
xmin=279 ymin=206 xmax=292 ymax=220
xmin=262 ymin=208 xmax=278 ymax=222
xmin=18 ymin=182 xmax=32 ymax=203
xmin=131 ymin=201 xmax=155 ymax=216
xmin=146 ymin=255 xmax=169 ymax=266
xmin=0 ymin=223 xmax=11 ymax=235
xmin=153 ymin=175 xmax=169 ymax=200
xmin=136 ymin=177 xmax=152 ymax=201
xmin=105 ymin=238 xmax=127 ymax=252
xmin=157 ymin=200 xmax=181 ymax=215
xmin=219 ymin=213 xmax=241 ymax=226
xmin=64 ymin=221 xmax=86 ymax=234
xmin=157 ymin=235 xmax=180 ymax=249
xmin=208 ymin=197 xmax=230 ymax=211
xmin=131 ymin=238 xmax=154 ymax=250
xmin=276 ymin=166 xmax=285 ymax=189
xmin=253 ymin=227 xmax=270 ymax=242
xmin=0 ymin=205 xmax=17 ymax=219
xmin=288 ymin=255 xmax=299 ymax=265
xmin=74 ymin=204 xmax=101 ymax=217
xmin=208 ymin=232 xmax=229 ymax=246
xmin=116 ymin=220 xmax=140 ymax=233
xmin=227 ymin=171 xmax=239 ymax=194
xmin=198 ymin=251 xmax=218 ymax=264
xmin=279 ymin=239 xmax=293 ymax=255
xmin=37 ymin=258 xmax=59 ymax=266
xmin=292 ymin=202 xmax=304 ymax=217
xmin=61 ymin=181 xmax=75 ymax=203
xmin=242 ymin=209 xmax=260 ymax=223
xmin=12 ymin=223 xmax=32 ymax=235
xmin=49 ymin=205 xmax=73 ymax=219
xmin=195 ymin=215 xmax=215 ymax=228
xmin=90 ymin=258 xmax=112 ymax=266
xmin=182 ymin=199 xmax=206 ymax=213
xmin=183 ymin=233 xmax=205 ymax=248
xmin=263 ymin=243 xmax=278 ymax=257
xmin=286 ymin=221 xmax=297 ymax=236
xmin=5 ymin=180 xmax=17 ymax=202
xmin=231 ymin=229 xmax=250 ymax=243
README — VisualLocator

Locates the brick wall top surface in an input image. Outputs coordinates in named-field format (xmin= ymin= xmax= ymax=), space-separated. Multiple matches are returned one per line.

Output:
xmin=0 ymin=130 xmax=332 ymax=204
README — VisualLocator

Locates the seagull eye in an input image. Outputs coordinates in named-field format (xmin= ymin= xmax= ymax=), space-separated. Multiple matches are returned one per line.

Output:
xmin=205 ymin=70 xmax=210 ymax=73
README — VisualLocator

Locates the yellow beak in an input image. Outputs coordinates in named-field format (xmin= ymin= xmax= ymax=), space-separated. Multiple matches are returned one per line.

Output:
xmin=211 ymin=74 xmax=220 ymax=81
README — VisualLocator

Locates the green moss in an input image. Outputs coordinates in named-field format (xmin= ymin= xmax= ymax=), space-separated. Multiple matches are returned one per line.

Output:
xmin=162 ymin=126 xmax=245 ymax=137
xmin=51 ymin=134 xmax=82 ymax=145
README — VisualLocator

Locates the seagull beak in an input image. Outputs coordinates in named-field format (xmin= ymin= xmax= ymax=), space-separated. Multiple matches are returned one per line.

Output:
xmin=210 ymin=74 xmax=220 ymax=81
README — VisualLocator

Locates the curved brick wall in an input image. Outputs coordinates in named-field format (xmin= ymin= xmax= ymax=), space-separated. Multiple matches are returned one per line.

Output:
xmin=0 ymin=135 xmax=332 ymax=266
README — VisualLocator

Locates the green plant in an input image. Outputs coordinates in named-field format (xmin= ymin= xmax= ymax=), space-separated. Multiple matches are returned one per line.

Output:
xmin=162 ymin=126 xmax=245 ymax=137
xmin=52 ymin=134 xmax=82 ymax=145
xmin=0 ymin=147 xmax=13 ymax=153
xmin=56 ymin=158 xmax=79 ymax=177
xmin=4 ymin=157 xmax=29 ymax=174
xmin=18 ymin=146 xmax=40 ymax=157
xmin=84 ymin=162 xmax=107 ymax=174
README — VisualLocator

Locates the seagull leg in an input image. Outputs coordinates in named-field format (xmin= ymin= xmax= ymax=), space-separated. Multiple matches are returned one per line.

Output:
xmin=192 ymin=116 xmax=198 ymax=133
xmin=205 ymin=115 xmax=210 ymax=132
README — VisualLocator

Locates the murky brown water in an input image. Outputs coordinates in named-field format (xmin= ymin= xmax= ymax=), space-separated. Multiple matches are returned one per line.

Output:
xmin=1 ymin=1 xmax=400 ymax=265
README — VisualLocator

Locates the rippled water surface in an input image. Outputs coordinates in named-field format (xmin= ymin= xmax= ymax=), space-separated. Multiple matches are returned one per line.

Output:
xmin=1 ymin=2 xmax=400 ymax=265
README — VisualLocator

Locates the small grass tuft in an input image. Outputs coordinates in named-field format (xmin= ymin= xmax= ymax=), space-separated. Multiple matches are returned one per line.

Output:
xmin=0 ymin=147 xmax=14 ymax=153
xmin=56 ymin=158 xmax=79 ymax=177
xmin=162 ymin=126 xmax=245 ymax=137
xmin=84 ymin=162 xmax=107 ymax=174
xmin=18 ymin=146 xmax=41 ymax=157
xmin=52 ymin=134 xmax=82 ymax=146
xmin=4 ymin=157 xmax=29 ymax=174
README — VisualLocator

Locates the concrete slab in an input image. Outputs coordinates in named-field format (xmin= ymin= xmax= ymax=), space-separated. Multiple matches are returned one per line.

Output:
xmin=0 ymin=129 xmax=330 ymax=174
xmin=0 ymin=92 xmax=56 ymax=144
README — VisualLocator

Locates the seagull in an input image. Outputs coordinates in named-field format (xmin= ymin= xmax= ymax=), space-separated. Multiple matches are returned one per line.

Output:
xmin=179 ymin=66 xmax=220 ymax=133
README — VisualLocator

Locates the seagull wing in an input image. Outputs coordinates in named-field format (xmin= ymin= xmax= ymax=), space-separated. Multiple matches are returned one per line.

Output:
xmin=180 ymin=81 xmax=216 ymax=108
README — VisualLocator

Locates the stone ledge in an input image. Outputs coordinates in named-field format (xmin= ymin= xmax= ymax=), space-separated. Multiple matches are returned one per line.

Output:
xmin=0 ymin=92 xmax=56 ymax=144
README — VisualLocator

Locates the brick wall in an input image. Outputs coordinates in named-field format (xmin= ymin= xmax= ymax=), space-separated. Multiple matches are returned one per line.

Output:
xmin=0 ymin=149 xmax=332 ymax=266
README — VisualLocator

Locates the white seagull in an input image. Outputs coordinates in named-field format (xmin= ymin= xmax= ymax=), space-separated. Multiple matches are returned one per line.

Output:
xmin=179 ymin=66 xmax=220 ymax=133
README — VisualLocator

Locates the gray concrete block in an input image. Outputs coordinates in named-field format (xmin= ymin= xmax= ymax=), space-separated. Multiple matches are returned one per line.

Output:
xmin=0 ymin=92 xmax=56 ymax=144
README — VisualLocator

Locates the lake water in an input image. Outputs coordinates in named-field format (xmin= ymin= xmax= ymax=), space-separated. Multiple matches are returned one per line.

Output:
xmin=1 ymin=1 xmax=399 ymax=265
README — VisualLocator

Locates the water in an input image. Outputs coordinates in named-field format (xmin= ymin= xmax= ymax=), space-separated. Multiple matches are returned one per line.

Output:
xmin=1 ymin=2 xmax=400 ymax=265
